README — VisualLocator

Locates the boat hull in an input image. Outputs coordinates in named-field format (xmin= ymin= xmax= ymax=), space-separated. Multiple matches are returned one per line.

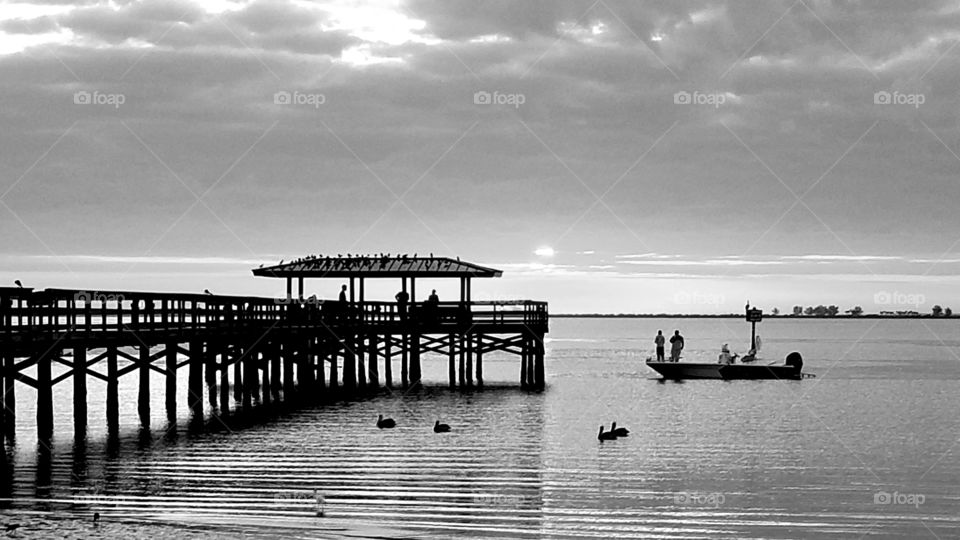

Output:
xmin=646 ymin=361 xmax=802 ymax=380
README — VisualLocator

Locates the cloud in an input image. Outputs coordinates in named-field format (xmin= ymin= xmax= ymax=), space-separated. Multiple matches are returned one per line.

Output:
xmin=1 ymin=0 xmax=959 ymax=311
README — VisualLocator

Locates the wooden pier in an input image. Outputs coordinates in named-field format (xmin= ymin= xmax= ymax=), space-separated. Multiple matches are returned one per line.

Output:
xmin=0 ymin=257 xmax=548 ymax=439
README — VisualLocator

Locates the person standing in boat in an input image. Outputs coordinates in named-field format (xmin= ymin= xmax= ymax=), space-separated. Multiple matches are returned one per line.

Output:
xmin=654 ymin=330 xmax=666 ymax=362
xmin=669 ymin=330 xmax=684 ymax=362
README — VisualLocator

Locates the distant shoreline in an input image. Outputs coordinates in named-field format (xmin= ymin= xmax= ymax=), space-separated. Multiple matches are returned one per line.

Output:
xmin=552 ymin=313 xmax=954 ymax=319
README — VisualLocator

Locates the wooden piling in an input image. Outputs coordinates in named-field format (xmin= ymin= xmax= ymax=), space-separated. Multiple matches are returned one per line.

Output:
xmin=519 ymin=341 xmax=528 ymax=389
xmin=219 ymin=345 xmax=230 ymax=413
xmin=205 ymin=341 xmax=217 ymax=409
xmin=315 ymin=338 xmax=325 ymax=393
xmin=233 ymin=345 xmax=243 ymax=402
xmin=283 ymin=342 xmax=296 ymax=398
xmin=138 ymin=345 xmax=150 ymax=427
xmin=342 ymin=337 xmax=356 ymax=390
xmin=299 ymin=338 xmax=314 ymax=401
xmin=526 ymin=337 xmax=535 ymax=390
xmin=328 ymin=342 xmax=339 ymax=392
xmin=261 ymin=345 xmax=271 ymax=405
xmin=166 ymin=344 xmax=177 ymax=420
xmin=107 ymin=346 xmax=119 ymax=432
xmin=458 ymin=334 xmax=466 ymax=388
xmin=241 ymin=347 xmax=253 ymax=412
xmin=475 ymin=334 xmax=483 ymax=388
xmin=37 ymin=348 xmax=53 ymax=438
xmin=534 ymin=335 xmax=545 ymax=390
xmin=401 ymin=333 xmax=409 ymax=388
xmin=448 ymin=333 xmax=456 ymax=388
xmin=2 ymin=352 xmax=12 ymax=432
xmin=384 ymin=336 xmax=393 ymax=388
xmin=357 ymin=335 xmax=367 ymax=389
xmin=466 ymin=333 xmax=473 ymax=387
xmin=368 ymin=334 xmax=378 ymax=389
xmin=73 ymin=346 xmax=87 ymax=433
xmin=271 ymin=341 xmax=282 ymax=399
xmin=247 ymin=347 xmax=260 ymax=405
xmin=188 ymin=340 xmax=204 ymax=416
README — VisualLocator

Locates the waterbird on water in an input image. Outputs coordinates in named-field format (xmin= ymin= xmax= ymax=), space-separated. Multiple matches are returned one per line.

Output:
xmin=93 ymin=512 xmax=100 ymax=524
xmin=377 ymin=415 xmax=396 ymax=429
xmin=434 ymin=420 xmax=451 ymax=433
xmin=598 ymin=425 xmax=617 ymax=441
xmin=611 ymin=422 xmax=630 ymax=437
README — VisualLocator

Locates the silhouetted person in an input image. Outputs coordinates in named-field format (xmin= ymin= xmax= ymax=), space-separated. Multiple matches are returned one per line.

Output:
xmin=669 ymin=330 xmax=684 ymax=362
xmin=654 ymin=330 xmax=665 ymax=362
xmin=339 ymin=284 xmax=348 ymax=320
xmin=427 ymin=289 xmax=439 ymax=322
xmin=395 ymin=289 xmax=409 ymax=321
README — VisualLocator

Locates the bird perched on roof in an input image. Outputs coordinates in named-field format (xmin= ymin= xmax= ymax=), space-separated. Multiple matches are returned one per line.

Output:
xmin=204 ymin=289 xmax=212 ymax=295
xmin=14 ymin=279 xmax=22 ymax=288
xmin=259 ymin=263 xmax=263 ymax=268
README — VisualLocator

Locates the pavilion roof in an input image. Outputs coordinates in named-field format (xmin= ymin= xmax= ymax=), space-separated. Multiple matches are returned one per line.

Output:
xmin=252 ymin=255 xmax=502 ymax=279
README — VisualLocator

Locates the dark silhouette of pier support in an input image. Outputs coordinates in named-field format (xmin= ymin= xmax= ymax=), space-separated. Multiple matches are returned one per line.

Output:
xmin=73 ymin=346 xmax=86 ymax=434
xmin=138 ymin=345 xmax=150 ymax=427
xmin=165 ymin=344 xmax=177 ymax=422
xmin=367 ymin=335 xmax=378 ymax=389
xmin=106 ymin=347 xmax=119 ymax=433
xmin=37 ymin=348 xmax=53 ymax=439
xmin=3 ymin=352 xmax=13 ymax=432
xmin=188 ymin=340 xmax=204 ymax=417
xmin=384 ymin=337 xmax=393 ymax=388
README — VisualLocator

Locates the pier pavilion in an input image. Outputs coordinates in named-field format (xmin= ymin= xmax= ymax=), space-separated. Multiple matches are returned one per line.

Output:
xmin=0 ymin=256 xmax=547 ymax=440
xmin=252 ymin=255 xmax=548 ymax=392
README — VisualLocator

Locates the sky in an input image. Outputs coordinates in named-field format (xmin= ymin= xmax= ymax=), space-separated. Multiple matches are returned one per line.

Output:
xmin=1 ymin=0 xmax=960 ymax=314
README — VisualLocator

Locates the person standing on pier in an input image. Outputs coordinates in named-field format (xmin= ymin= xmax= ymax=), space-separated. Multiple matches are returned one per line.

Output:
xmin=669 ymin=330 xmax=684 ymax=362
xmin=395 ymin=289 xmax=410 ymax=321
xmin=654 ymin=330 xmax=665 ymax=362
xmin=427 ymin=289 xmax=440 ymax=321
xmin=339 ymin=284 xmax=348 ymax=320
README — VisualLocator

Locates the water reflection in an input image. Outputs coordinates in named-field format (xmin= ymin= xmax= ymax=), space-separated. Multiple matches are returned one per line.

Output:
xmin=1 ymin=385 xmax=548 ymax=538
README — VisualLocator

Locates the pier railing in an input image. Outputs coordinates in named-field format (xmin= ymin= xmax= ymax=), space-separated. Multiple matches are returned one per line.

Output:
xmin=0 ymin=288 xmax=548 ymax=346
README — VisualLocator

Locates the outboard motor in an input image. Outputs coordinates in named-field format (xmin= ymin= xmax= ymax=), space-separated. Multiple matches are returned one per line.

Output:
xmin=785 ymin=351 xmax=803 ymax=372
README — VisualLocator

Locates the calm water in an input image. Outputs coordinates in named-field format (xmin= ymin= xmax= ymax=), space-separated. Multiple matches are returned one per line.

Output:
xmin=2 ymin=317 xmax=960 ymax=539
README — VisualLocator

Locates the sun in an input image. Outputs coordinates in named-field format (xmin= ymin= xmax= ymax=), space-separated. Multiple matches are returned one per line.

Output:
xmin=534 ymin=246 xmax=555 ymax=257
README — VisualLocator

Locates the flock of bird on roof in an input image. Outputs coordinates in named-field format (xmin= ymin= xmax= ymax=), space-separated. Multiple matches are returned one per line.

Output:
xmin=376 ymin=414 xmax=629 ymax=441
xmin=258 ymin=253 xmax=462 ymax=270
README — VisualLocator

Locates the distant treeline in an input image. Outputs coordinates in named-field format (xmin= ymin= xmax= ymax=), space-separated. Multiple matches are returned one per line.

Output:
xmin=554 ymin=306 xmax=955 ymax=318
